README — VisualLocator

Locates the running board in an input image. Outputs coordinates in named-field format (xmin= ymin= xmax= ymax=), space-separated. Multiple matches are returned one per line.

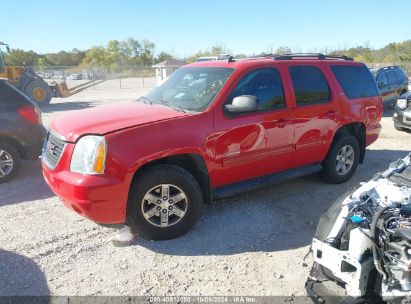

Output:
xmin=212 ymin=164 xmax=322 ymax=200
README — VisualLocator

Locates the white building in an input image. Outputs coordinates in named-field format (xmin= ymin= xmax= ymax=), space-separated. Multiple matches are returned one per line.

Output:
xmin=152 ymin=59 xmax=186 ymax=85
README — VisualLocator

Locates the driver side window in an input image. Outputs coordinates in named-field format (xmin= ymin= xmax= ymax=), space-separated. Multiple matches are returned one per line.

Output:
xmin=227 ymin=68 xmax=286 ymax=111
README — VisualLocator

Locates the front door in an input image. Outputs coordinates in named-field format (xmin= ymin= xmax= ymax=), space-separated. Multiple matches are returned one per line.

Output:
xmin=212 ymin=67 xmax=294 ymax=187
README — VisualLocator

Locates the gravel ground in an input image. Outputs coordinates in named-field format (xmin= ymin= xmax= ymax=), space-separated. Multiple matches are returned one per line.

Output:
xmin=1 ymin=78 xmax=410 ymax=299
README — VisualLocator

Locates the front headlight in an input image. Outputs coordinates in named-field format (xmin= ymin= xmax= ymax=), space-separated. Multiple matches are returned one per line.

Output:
xmin=70 ymin=135 xmax=106 ymax=175
xmin=397 ymin=98 xmax=408 ymax=110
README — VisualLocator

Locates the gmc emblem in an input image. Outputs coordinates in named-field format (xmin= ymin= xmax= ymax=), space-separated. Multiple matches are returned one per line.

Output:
xmin=47 ymin=141 xmax=58 ymax=156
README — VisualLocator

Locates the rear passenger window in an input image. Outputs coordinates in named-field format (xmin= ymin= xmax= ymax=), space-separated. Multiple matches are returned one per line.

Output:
xmin=289 ymin=66 xmax=330 ymax=106
xmin=228 ymin=68 xmax=285 ymax=111
xmin=331 ymin=65 xmax=380 ymax=99
xmin=395 ymin=69 xmax=404 ymax=81
xmin=386 ymin=71 xmax=397 ymax=83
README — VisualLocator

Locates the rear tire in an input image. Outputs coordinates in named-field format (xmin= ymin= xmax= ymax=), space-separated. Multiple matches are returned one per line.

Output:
xmin=24 ymin=79 xmax=52 ymax=106
xmin=321 ymin=135 xmax=360 ymax=184
xmin=127 ymin=165 xmax=203 ymax=240
xmin=0 ymin=142 xmax=21 ymax=184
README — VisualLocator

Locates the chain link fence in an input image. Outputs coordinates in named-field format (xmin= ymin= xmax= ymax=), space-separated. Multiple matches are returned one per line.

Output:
xmin=32 ymin=65 xmax=157 ymax=89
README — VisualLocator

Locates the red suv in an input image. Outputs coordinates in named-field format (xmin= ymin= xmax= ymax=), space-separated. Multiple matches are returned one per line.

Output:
xmin=42 ymin=54 xmax=382 ymax=240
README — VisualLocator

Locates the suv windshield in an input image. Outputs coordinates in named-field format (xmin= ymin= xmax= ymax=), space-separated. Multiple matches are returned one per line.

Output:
xmin=144 ymin=67 xmax=235 ymax=112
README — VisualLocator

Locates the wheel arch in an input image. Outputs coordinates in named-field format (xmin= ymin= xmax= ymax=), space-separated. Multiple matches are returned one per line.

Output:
xmin=330 ymin=122 xmax=366 ymax=164
xmin=129 ymin=152 xmax=212 ymax=206
xmin=0 ymin=134 xmax=27 ymax=159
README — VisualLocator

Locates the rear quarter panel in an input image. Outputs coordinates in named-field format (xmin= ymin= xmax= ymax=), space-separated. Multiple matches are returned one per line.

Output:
xmin=0 ymin=111 xmax=45 ymax=158
xmin=323 ymin=62 xmax=382 ymax=146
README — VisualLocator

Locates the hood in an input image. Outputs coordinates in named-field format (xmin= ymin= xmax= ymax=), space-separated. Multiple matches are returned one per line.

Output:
xmin=49 ymin=102 xmax=188 ymax=142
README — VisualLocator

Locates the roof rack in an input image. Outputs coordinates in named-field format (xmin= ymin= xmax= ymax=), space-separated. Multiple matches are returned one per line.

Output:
xmin=273 ymin=53 xmax=353 ymax=61
xmin=376 ymin=66 xmax=399 ymax=71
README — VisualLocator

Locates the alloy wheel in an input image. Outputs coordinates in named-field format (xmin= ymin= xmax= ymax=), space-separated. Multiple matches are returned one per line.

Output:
xmin=335 ymin=145 xmax=354 ymax=176
xmin=141 ymin=184 xmax=188 ymax=227
xmin=0 ymin=149 xmax=14 ymax=178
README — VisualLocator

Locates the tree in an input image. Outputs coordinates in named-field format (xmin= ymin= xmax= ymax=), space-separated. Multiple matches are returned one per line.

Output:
xmin=36 ymin=57 xmax=52 ymax=69
xmin=122 ymin=38 xmax=141 ymax=63
xmin=138 ymin=39 xmax=155 ymax=66
xmin=155 ymin=51 xmax=174 ymax=63
xmin=275 ymin=46 xmax=292 ymax=55
xmin=4 ymin=49 xmax=40 ymax=65
xmin=80 ymin=38 xmax=156 ymax=67
xmin=81 ymin=46 xmax=111 ymax=67
xmin=107 ymin=40 xmax=122 ymax=65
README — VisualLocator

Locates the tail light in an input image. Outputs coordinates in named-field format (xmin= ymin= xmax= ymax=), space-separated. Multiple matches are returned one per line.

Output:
xmin=18 ymin=106 xmax=42 ymax=124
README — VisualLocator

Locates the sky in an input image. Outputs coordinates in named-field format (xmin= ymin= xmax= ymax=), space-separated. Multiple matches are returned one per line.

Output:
xmin=2 ymin=0 xmax=410 ymax=57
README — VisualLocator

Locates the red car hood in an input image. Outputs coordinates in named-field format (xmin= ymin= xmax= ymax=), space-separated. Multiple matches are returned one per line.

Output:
xmin=49 ymin=102 xmax=188 ymax=142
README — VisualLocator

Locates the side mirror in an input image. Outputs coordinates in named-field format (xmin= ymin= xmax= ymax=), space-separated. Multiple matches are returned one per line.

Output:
xmin=225 ymin=95 xmax=258 ymax=113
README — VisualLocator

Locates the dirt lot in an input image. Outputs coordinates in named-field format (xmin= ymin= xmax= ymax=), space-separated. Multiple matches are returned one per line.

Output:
xmin=1 ymin=78 xmax=410 ymax=298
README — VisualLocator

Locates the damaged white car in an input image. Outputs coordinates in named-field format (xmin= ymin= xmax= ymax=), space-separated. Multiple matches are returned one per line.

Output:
xmin=306 ymin=153 xmax=411 ymax=303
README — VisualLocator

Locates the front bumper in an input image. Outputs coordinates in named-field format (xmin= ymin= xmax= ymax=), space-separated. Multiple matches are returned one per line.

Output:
xmin=306 ymin=263 xmax=382 ymax=304
xmin=393 ymin=108 xmax=411 ymax=130
xmin=42 ymin=163 xmax=128 ymax=224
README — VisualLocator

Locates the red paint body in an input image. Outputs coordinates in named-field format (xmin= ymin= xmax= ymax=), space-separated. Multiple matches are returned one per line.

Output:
xmin=42 ymin=58 xmax=382 ymax=224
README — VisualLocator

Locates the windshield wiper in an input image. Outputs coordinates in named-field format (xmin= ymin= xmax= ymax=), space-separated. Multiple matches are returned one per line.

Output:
xmin=136 ymin=96 xmax=153 ymax=105
xmin=156 ymin=99 xmax=186 ymax=113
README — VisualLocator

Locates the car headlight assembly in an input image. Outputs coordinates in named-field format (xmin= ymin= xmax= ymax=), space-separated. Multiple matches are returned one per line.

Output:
xmin=397 ymin=98 xmax=408 ymax=110
xmin=70 ymin=135 xmax=107 ymax=175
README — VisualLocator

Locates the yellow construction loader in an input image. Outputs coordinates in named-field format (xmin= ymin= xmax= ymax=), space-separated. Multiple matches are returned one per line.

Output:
xmin=0 ymin=42 xmax=70 ymax=105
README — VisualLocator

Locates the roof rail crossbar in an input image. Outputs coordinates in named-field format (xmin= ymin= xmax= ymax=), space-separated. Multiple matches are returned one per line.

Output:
xmin=273 ymin=53 xmax=353 ymax=61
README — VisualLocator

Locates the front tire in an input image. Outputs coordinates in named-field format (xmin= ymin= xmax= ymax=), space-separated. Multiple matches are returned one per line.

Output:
xmin=321 ymin=135 xmax=360 ymax=184
xmin=0 ymin=142 xmax=21 ymax=184
xmin=127 ymin=165 xmax=203 ymax=240
xmin=24 ymin=79 xmax=52 ymax=105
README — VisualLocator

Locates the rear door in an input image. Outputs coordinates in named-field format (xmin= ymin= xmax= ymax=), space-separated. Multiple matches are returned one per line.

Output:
xmin=376 ymin=72 xmax=391 ymax=103
xmin=212 ymin=66 xmax=294 ymax=186
xmin=394 ymin=69 xmax=407 ymax=96
xmin=284 ymin=64 xmax=339 ymax=168
xmin=385 ymin=70 xmax=399 ymax=102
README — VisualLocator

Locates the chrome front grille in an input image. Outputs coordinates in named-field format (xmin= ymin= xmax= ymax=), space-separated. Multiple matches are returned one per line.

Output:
xmin=42 ymin=131 xmax=66 ymax=169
